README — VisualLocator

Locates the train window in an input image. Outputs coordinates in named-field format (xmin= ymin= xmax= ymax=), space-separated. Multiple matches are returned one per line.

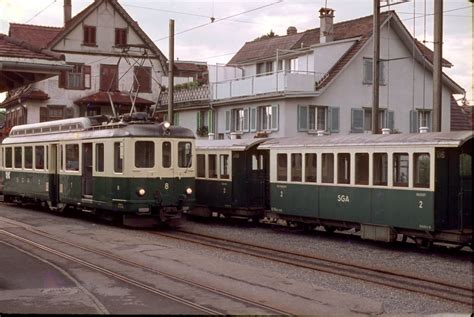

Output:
xmin=178 ymin=142 xmax=192 ymax=168
xmin=95 ymin=143 xmax=104 ymax=172
xmin=162 ymin=142 xmax=171 ymax=168
xmin=305 ymin=153 xmax=317 ymax=182
xmin=393 ymin=153 xmax=409 ymax=187
xmin=114 ymin=142 xmax=123 ymax=173
xmin=5 ymin=147 xmax=12 ymax=168
xmin=414 ymin=153 xmax=430 ymax=188
xmin=24 ymin=147 xmax=33 ymax=169
xmin=197 ymin=154 xmax=206 ymax=178
xmin=14 ymin=147 xmax=22 ymax=169
xmin=355 ymin=153 xmax=369 ymax=185
xmin=208 ymin=154 xmax=217 ymax=178
xmin=291 ymin=153 xmax=302 ymax=182
xmin=252 ymin=154 xmax=264 ymax=171
xmin=373 ymin=153 xmax=388 ymax=186
xmin=35 ymin=146 xmax=45 ymax=170
xmin=65 ymin=144 xmax=79 ymax=171
xmin=220 ymin=155 xmax=229 ymax=179
xmin=322 ymin=153 xmax=334 ymax=183
xmin=135 ymin=141 xmax=155 ymax=168
xmin=460 ymin=153 xmax=472 ymax=177
xmin=277 ymin=153 xmax=287 ymax=181
xmin=337 ymin=153 xmax=351 ymax=184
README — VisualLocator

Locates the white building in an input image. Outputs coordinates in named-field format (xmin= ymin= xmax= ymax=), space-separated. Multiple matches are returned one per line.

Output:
xmin=1 ymin=0 xmax=167 ymax=127
xmin=158 ymin=8 xmax=466 ymax=139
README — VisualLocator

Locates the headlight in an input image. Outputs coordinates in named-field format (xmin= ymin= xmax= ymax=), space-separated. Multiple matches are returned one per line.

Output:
xmin=163 ymin=121 xmax=171 ymax=129
xmin=137 ymin=188 xmax=146 ymax=197
xmin=185 ymin=187 xmax=193 ymax=195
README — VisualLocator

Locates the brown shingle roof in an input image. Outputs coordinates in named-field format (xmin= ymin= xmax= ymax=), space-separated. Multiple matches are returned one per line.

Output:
xmin=1 ymin=85 xmax=50 ymax=108
xmin=450 ymin=96 xmax=473 ymax=131
xmin=0 ymin=33 xmax=61 ymax=60
xmin=74 ymin=91 xmax=154 ymax=106
xmin=9 ymin=23 xmax=61 ymax=49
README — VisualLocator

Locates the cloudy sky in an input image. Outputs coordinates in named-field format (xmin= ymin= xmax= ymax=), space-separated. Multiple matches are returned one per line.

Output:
xmin=0 ymin=0 xmax=472 ymax=102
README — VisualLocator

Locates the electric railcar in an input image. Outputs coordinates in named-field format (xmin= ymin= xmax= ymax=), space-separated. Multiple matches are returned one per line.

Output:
xmin=189 ymin=138 xmax=268 ymax=221
xmin=260 ymin=131 xmax=472 ymax=247
xmin=0 ymin=114 xmax=195 ymax=227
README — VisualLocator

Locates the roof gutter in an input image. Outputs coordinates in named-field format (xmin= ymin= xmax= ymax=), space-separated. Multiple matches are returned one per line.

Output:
xmin=0 ymin=61 xmax=73 ymax=74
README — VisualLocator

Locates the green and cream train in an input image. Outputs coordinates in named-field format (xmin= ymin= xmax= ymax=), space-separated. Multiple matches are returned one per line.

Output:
xmin=0 ymin=115 xmax=195 ymax=227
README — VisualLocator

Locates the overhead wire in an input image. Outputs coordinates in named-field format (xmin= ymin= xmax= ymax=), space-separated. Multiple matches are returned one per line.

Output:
xmin=24 ymin=0 xmax=57 ymax=23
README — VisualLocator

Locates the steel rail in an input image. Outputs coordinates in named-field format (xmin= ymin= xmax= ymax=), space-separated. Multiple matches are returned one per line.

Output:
xmin=153 ymin=230 xmax=473 ymax=306
xmin=0 ymin=218 xmax=291 ymax=316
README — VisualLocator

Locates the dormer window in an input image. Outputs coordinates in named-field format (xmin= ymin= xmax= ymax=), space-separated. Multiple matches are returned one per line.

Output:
xmin=83 ymin=25 xmax=96 ymax=45
xmin=115 ymin=28 xmax=127 ymax=46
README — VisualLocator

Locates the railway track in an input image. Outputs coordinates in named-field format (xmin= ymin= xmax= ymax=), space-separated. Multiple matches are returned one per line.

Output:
xmin=0 ymin=218 xmax=292 ymax=315
xmin=153 ymin=229 xmax=473 ymax=307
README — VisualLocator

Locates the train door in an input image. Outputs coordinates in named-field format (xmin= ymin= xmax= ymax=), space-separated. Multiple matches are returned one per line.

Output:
xmin=50 ymin=144 xmax=60 ymax=206
xmin=248 ymin=148 xmax=269 ymax=208
xmin=82 ymin=143 xmax=93 ymax=198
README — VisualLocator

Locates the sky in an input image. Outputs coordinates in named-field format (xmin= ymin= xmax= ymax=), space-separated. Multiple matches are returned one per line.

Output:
xmin=0 ymin=0 xmax=472 ymax=103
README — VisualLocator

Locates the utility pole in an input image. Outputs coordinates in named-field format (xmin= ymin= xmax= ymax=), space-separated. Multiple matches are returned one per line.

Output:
xmin=432 ymin=0 xmax=443 ymax=132
xmin=372 ymin=0 xmax=380 ymax=134
xmin=168 ymin=19 xmax=175 ymax=124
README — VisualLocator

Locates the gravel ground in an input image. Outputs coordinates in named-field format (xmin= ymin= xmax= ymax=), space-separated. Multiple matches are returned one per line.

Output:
xmin=1 ymin=204 xmax=472 ymax=315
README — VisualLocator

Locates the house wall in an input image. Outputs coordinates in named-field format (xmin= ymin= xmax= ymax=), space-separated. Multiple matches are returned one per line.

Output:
xmin=312 ymin=40 xmax=356 ymax=76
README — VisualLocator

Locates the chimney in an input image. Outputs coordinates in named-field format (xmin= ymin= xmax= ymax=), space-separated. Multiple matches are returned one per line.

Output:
xmin=319 ymin=7 xmax=335 ymax=43
xmin=287 ymin=26 xmax=297 ymax=35
xmin=64 ymin=0 xmax=72 ymax=25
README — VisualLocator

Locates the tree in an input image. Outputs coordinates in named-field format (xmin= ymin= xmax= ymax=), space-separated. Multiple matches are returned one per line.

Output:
xmin=255 ymin=30 xmax=277 ymax=41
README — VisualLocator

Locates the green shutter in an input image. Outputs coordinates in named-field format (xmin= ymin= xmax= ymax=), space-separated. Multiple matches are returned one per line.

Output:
xmin=196 ymin=112 xmax=201 ymax=129
xmin=297 ymin=105 xmax=308 ymax=132
xmin=208 ymin=110 xmax=214 ymax=133
xmin=271 ymin=104 xmax=279 ymax=131
xmin=410 ymin=110 xmax=418 ymax=133
xmin=250 ymin=107 xmax=257 ymax=132
xmin=243 ymin=108 xmax=249 ymax=132
xmin=329 ymin=107 xmax=339 ymax=133
xmin=225 ymin=110 xmax=231 ymax=132
xmin=351 ymin=108 xmax=364 ymax=133
xmin=388 ymin=110 xmax=394 ymax=131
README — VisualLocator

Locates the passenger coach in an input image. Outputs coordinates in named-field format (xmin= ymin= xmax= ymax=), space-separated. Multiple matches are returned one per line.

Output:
xmin=0 ymin=115 xmax=195 ymax=227
xmin=259 ymin=132 xmax=472 ymax=247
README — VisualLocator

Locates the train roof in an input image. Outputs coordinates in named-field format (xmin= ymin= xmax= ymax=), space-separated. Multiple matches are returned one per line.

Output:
xmin=258 ymin=131 xmax=473 ymax=149
xmin=2 ymin=117 xmax=194 ymax=145
xmin=196 ymin=138 xmax=268 ymax=151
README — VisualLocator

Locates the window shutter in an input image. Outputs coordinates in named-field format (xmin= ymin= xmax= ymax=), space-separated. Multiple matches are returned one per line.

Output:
xmin=208 ymin=110 xmax=214 ymax=133
xmin=243 ymin=108 xmax=249 ymax=132
xmin=58 ymin=71 xmax=66 ymax=88
xmin=40 ymin=107 xmax=48 ymax=122
xmin=410 ymin=110 xmax=418 ymax=133
xmin=271 ymin=104 xmax=279 ymax=131
xmin=196 ymin=112 xmax=201 ymax=130
xmin=174 ymin=112 xmax=179 ymax=125
xmin=250 ymin=107 xmax=257 ymax=132
xmin=329 ymin=107 xmax=339 ymax=133
xmin=297 ymin=105 xmax=308 ymax=132
xmin=84 ymin=65 xmax=91 ymax=89
xmin=351 ymin=108 xmax=364 ymax=133
xmin=363 ymin=58 xmax=373 ymax=83
xmin=388 ymin=110 xmax=394 ymax=131
xmin=225 ymin=110 xmax=231 ymax=132
xmin=427 ymin=111 xmax=432 ymax=132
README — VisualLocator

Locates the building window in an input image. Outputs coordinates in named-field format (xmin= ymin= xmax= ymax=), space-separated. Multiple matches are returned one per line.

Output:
xmin=24 ymin=146 xmax=33 ymax=169
xmin=414 ymin=153 xmax=430 ymax=188
xmin=290 ymin=58 xmax=298 ymax=72
xmin=322 ymin=153 xmax=334 ymax=183
xmin=277 ymin=153 xmax=287 ymax=181
xmin=363 ymin=108 xmax=387 ymax=131
xmin=135 ymin=141 xmax=155 ymax=168
xmin=95 ymin=143 xmax=104 ymax=172
xmin=162 ymin=142 xmax=171 ymax=168
xmin=114 ymin=142 xmax=123 ymax=173
xmin=178 ymin=142 xmax=192 ymax=168
xmin=363 ymin=58 xmax=386 ymax=85
xmin=133 ymin=66 xmax=152 ymax=93
xmin=83 ymin=25 xmax=96 ymax=45
xmin=65 ymin=144 xmax=79 ymax=171
xmin=232 ymin=108 xmax=246 ymax=132
xmin=208 ymin=154 xmax=217 ymax=178
xmin=418 ymin=110 xmax=432 ymax=130
xmin=305 ymin=153 xmax=317 ymax=183
xmin=258 ymin=106 xmax=273 ymax=130
xmin=67 ymin=64 xmax=84 ymax=89
xmin=197 ymin=154 xmax=206 ymax=178
xmin=355 ymin=153 xmax=369 ymax=185
xmin=373 ymin=153 xmax=388 ymax=186
xmin=220 ymin=154 xmax=229 ymax=179
xmin=309 ymin=106 xmax=327 ymax=131
xmin=256 ymin=61 xmax=273 ymax=76
xmin=337 ymin=153 xmax=351 ymax=184
xmin=115 ymin=28 xmax=127 ymax=46
xmin=40 ymin=106 xmax=65 ymax=122
xmin=393 ymin=153 xmax=409 ymax=187
xmin=100 ymin=64 xmax=118 ymax=91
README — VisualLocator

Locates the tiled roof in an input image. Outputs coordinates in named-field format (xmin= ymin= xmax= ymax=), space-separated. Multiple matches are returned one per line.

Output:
xmin=174 ymin=62 xmax=208 ymax=72
xmin=450 ymin=96 xmax=473 ymax=131
xmin=9 ymin=23 xmax=61 ymax=49
xmin=0 ymin=85 xmax=50 ymax=108
xmin=74 ymin=91 xmax=154 ymax=106
xmin=0 ymin=33 xmax=61 ymax=60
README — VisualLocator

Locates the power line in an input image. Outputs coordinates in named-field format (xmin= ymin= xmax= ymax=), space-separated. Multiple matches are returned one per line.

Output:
xmin=122 ymin=3 xmax=211 ymax=19
xmin=24 ymin=0 xmax=57 ymax=23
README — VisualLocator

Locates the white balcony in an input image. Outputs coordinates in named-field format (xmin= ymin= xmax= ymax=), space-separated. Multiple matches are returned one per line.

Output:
xmin=210 ymin=70 xmax=325 ymax=100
